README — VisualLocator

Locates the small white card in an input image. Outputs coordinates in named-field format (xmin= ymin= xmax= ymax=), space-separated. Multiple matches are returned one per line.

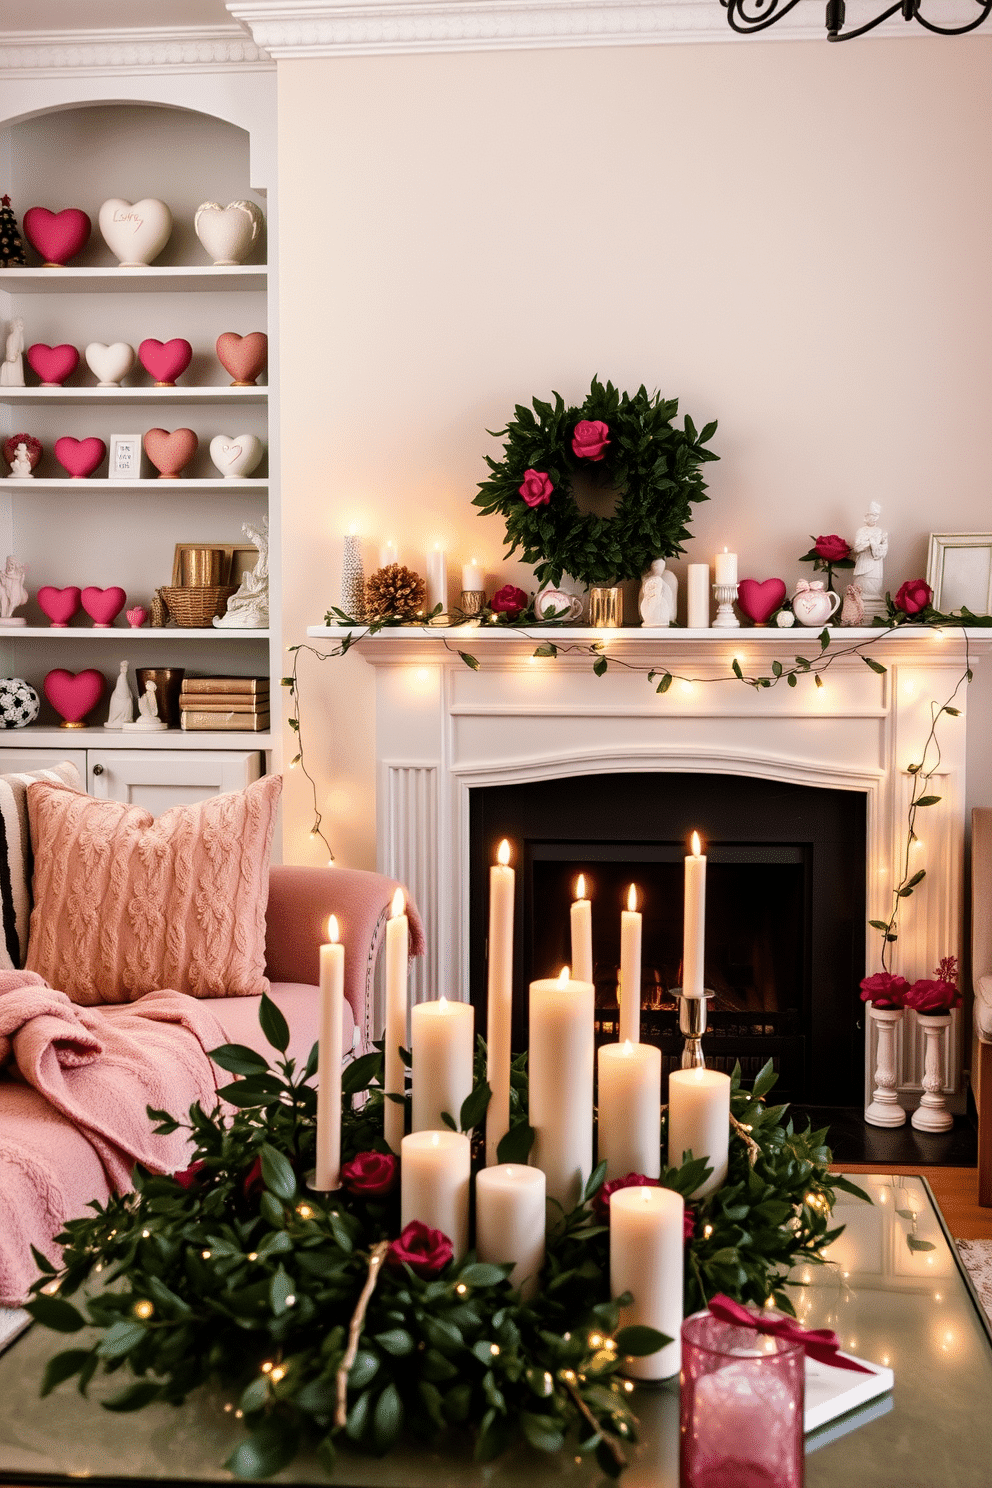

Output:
xmin=805 ymin=1352 xmax=894 ymax=1433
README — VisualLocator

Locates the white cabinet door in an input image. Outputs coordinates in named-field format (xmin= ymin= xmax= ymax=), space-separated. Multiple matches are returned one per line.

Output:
xmin=88 ymin=750 xmax=263 ymax=815
xmin=0 ymin=747 xmax=88 ymax=778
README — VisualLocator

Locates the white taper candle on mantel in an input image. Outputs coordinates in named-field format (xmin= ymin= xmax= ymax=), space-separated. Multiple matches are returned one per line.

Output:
xmin=384 ymin=888 xmax=408 ymax=1154
xmin=485 ymin=839 xmax=515 ymax=1166
xmin=570 ymin=875 xmax=593 ymax=986
xmin=379 ymin=538 xmax=398 ymax=569
xmin=314 ymin=915 xmax=344 ymax=1191
xmin=683 ymin=832 xmax=707 ymax=998
xmin=529 ymin=967 xmax=595 ymax=1216
xmin=667 ymin=1067 xmax=731 ymax=1197
xmin=461 ymin=558 xmax=484 ymax=592
xmin=714 ymin=547 xmax=737 ymax=586
xmin=619 ymin=883 xmax=642 ymax=1045
xmin=411 ymin=996 xmax=474 ymax=1134
xmin=597 ymin=1040 xmax=661 ymax=1180
xmin=476 ymin=1164 xmax=546 ymax=1300
xmin=687 ymin=563 xmax=710 ymax=629
xmin=610 ymin=1184 xmax=684 ymax=1380
xmin=426 ymin=544 xmax=447 ymax=614
xmin=401 ymin=1130 xmax=471 ymax=1261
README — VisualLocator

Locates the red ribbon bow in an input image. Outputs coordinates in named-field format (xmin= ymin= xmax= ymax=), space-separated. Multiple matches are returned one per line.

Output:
xmin=707 ymin=1294 xmax=873 ymax=1373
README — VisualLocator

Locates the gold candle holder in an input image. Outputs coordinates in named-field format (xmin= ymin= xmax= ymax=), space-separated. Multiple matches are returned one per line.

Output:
xmin=459 ymin=590 xmax=486 ymax=617
xmin=588 ymin=585 xmax=622 ymax=627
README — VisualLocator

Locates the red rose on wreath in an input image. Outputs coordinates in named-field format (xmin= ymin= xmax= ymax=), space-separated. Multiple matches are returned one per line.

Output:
xmin=242 ymin=1155 xmax=264 ymax=1200
xmin=519 ymin=469 xmax=554 ymax=507
xmin=571 ymin=420 xmax=610 ymax=462
xmin=904 ymin=978 xmax=961 ymax=1014
xmin=341 ymin=1151 xmax=399 ymax=1197
xmin=813 ymin=534 xmax=851 ymax=563
xmin=593 ymin=1172 xmax=659 ymax=1221
xmin=172 ymin=1159 xmax=206 ymax=1190
xmin=859 ymin=972 xmax=909 ymax=1009
xmin=683 ymin=1206 xmax=696 ymax=1244
xmin=894 ymin=578 xmax=932 ymax=616
xmin=491 ymin=584 xmax=528 ymax=618
xmin=387 ymin=1220 xmax=453 ymax=1276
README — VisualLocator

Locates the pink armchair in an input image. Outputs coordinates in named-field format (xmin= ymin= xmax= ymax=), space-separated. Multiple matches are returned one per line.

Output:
xmin=971 ymin=809 xmax=992 ymax=1204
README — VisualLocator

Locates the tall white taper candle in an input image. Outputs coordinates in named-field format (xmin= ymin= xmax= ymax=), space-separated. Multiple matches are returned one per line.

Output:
xmin=683 ymin=833 xmax=706 ymax=998
xmin=384 ymin=888 xmax=408 ymax=1154
xmin=485 ymin=839 xmax=514 ymax=1165
xmin=619 ymin=883 xmax=642 ymax=1045
xmin=314 ymin=915 xmax=344 ymax=1191
xmin=610 ymin=1185 xmax=684 ymax=1379
xmin=426 ymin=544 xmax=447 ymax=614
xmin=529 ymin=967 xmax=595 ymax=1215
xmin=570 ymin=874 xmax=593 ymax=986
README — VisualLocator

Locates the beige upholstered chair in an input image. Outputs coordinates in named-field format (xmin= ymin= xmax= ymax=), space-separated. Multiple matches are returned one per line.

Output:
xmin=972 ymin=808 xmax=992 ymax=1204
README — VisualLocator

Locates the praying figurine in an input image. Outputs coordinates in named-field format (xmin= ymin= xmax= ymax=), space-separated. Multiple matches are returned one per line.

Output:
xmin=0 ymin=318 xmax=25 ymax=387
xmin=638 ymin=558 xmax=678 ymax=628
xmin=852 ymin=502 xmax=888 ymax=620
xmin=122 ymin=678 xmax=166 ymax=731
xmin=214 ymin=516 xmax=268 ymax=628
xmin=104 ymin=660 xmax=135 ymax=729
xmin=0 ymin=555 xmax=28 ymax=626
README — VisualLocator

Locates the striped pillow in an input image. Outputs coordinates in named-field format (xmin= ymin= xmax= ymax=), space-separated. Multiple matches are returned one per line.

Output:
xmin=0 ymin=762 xmax=83 ymax=970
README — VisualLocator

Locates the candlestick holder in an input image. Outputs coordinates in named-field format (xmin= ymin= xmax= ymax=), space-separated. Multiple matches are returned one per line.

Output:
xmin=459 ymin=589 xmax=486 ymax=617
xmin=679 ymin=990 xmax=714 ymax=1068
xmin=712 ymin=582 xmax=740 ymax=628
xmin=305 ymin=1170 xmax=341 ymax=1194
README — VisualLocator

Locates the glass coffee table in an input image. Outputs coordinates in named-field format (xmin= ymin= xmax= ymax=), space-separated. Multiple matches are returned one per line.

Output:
xmin=0 ymin=1174 xmax=990 ymax=1487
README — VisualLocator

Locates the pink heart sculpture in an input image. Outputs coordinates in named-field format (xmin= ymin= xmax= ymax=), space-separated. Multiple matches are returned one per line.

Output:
xmin=37 ymin=585 xmax=81 ymax=628
xmin=54 ymin=436 xmax=106 ymax=479
xmin=27 ymin=343 xmax=80 ymax=387
xmin=215 ymin=331 xmax=268 ymax=386
xmin=143 ymin=427 xmax=198 ymax=479
xmin=43 ymin=668 xmax=105 ymax=726
xmin=126 ymin=606 xmax=148 ymax=628
xmin=138 ymin=338 xmax=193 ymax=386
xmin=737 ymin=577 xmax=788 ymax=626
xmin=81 ymin=586 xmax=127 ymax=628
xmin=23 ymin=207 xmax=92 ymax=266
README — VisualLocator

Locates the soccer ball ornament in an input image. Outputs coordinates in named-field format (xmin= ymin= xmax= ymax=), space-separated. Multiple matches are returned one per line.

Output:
xmin=0 ymin=678 xmax=40 ymax=728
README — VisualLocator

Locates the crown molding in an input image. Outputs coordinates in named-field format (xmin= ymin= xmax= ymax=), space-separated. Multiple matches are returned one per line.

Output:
xmin=0 ymin=25 xmax=272 ymax=78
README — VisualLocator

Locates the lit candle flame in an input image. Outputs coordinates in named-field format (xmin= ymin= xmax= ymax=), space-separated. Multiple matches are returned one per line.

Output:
xmin=327 ymin=914 xmax=339 ymax=944
xmin=348 ymin=522 xmax=358 ymax=536
xmin=390 ymin=887 xmax=405 ymax=918
xmin=497 ymin=839 xmax=511 ymax=867
xmin=439 ymin=995 xmax=448 ymax=1010
xmin=627 ymin=883 xmax=638 ymax=913
xmin=575 ymin=873 xmax=586 ymax=900
xmin=558 ymin=967 xmax=570 ymax=986
xmin=691 ymin=831 xmax=702 ymax=858
xmin=431 ymin=1133 xmax=440 ymax=1148
xmin=622 ymin=1039 xmax=633 ymax=1055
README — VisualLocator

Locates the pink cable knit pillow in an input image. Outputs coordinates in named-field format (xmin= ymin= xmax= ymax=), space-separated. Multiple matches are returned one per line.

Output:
xmin=24 ymin=774 xmax=281 ymax=1005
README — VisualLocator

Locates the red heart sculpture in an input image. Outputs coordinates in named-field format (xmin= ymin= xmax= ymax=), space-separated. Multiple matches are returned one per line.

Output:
xmin=737 ymin=577 xmax=788 ymax=626
xmin=23 ymin=207 xmax=92 ymax=266
xmin=37 ymin=585 xmax=82 ymax=627
xmin=143 ymin=427 xmax=198 ymax=479
xmin=27 ymin=343 xmax=80 ymax=386
xmin=54 ymin=436 xmax=106 ymax=479
xmin=43 ymin=668 xmax=105 ymax=726
xmin=138 ymin=338 xmax=193 ymax=385
xmin=81 ymin=586 xmax=127 ymax=628
xmin=215 ymin=331 xmax=268 ymax=386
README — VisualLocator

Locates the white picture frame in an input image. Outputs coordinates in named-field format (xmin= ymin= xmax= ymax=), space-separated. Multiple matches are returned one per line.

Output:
xmin=926 ymin=533 xmax=992 ymax=617
xmin=108 ymin=433 xmax=142 ymax=482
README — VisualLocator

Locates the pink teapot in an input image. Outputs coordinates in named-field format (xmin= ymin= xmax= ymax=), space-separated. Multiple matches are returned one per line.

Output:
xmin=792 ymin=579 xmax=841 ymax=627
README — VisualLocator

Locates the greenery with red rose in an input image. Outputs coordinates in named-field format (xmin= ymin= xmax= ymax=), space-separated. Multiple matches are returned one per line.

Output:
xmin=798 ymin=533 xmax=855 ymax=593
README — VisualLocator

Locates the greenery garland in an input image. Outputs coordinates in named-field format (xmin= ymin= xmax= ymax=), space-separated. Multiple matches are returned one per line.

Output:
xmin=25 ymin=999 xmax=864 ymax=1481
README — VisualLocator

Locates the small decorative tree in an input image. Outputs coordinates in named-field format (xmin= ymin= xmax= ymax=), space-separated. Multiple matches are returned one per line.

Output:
xmin=0 ymin=195 xmax=26 ymax=269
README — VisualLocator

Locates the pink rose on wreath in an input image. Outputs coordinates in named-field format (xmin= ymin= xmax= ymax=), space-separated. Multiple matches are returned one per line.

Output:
xmin=859 ymin=972 xmax=909 ymax=1009
xmin=593 ymin=1172 xmax=659 ymax=1221
xmin=519 ymin=469 xmax=554 ymax=507
xmin=571 ymin=420 xmax=610 ymax=462
xmin=813 ymin=534 xmax=851 ymax=564
xmin=172 ymin=1159 xmax=206 ymax=1191
xmin=491 ymin=584 xmax=528 ymax=619
xmin=387 ymin=1220 xmax=453 ymax=1276
xmin=341 ymin=1151 xmax=399 ymax=1197
xmin=683 ymin=1206 xmax=696 ymax=1244
xmin=894 ymin=578 xmax=932 ymax=616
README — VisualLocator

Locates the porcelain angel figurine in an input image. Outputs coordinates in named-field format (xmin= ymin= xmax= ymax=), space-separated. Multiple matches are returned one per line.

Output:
xmin=0 ymin=556 xmax=28 ymax=626
xmin=214 ymin=516 xmax=268 ymax=629
xmin=0 ymin=319 xmax=24 ymax=387
xmin=852 ymin=502 xmax=888 ymax=619
xmin=123 ymin=678 xmax=166 ymax=731
xmin=104 ymin=660 xmax=135 ymax=729
xmin=639 ymin=558 xmax=678 ymax=627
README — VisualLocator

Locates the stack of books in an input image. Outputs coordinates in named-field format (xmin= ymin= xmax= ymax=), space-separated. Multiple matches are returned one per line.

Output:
xmin=180 ymin=677 xmax=271 ymax=732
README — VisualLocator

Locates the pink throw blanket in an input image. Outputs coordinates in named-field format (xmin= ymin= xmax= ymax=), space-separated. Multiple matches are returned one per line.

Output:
xmin=0 ymin=970 xmax=228 ymax=1306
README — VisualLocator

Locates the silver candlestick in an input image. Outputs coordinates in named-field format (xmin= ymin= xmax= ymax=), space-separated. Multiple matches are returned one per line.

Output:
xmin=679 ymin=991 xmax=714 ymax=1068
xmin=712 ymin=582 xmax=740 ymax=628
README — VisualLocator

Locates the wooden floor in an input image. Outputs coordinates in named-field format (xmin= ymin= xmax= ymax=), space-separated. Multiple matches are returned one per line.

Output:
xmin=835 ymin=1163 xmax=992 ymax=1240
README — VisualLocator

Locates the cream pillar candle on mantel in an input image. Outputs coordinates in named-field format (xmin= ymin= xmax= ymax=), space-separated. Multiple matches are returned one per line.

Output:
xmin=462 ymin=558 xmax=484 ymax=592
xmin=529 ymin=967 xmax=595 ymax=1215
xmin=610 ymin=1184 xmax=684 ymax=1380
xmin=426 ymin=544 xmax=447 ymax=613
xmin=411 ymin=996 xmax=474 ymax=1133
xmin=379 ymin=538 xmax=398 ymax=569
xmin=485 ymin=839 xmax=515 ymax=1165
xmin=383 ymin=888 xmax=408 ymax=1154
xmin=668 ymin=1067 xmax=731 ymax=1197
xmin=597 ymin=1040 xmax=661 ymax=1180
xmin=314 ymin=915 xmax=344 ymax=1191
xmin=687 ymin=563 xmax=710 ymax=629
xmin=714 ymin=547 xmax=737 ymax=586
xmin=476 ymin=1164 xmax=546 ymax=1300
xmin=401 ymin=1130 xmax=471 ymax=1260
xmin=570 ymin=875 xmax=593 ymax=986
xmin=683 ymin=833 xmax=707 ymax=998
xmin=619 ymin=883 xmax=642 ymax=1045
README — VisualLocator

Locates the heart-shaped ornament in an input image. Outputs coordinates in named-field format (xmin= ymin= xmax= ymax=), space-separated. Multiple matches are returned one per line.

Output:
xmin=43 ymin=668 xmax=105 ymax=726
xmin=81 ymin=586 xmax=127 ymax=628
xmin=27 ymin=343 xmax=79 ymax=387
xmin=54 ymin=436 xmax=106 ymax=479
xmin=98 ymin=197 xmax=173 ymax=267
xmin=209 ymin=433 xmax=264 ymax=480
xmin=126 ymin=606 xmax=147 ymax=628
xmin=23 ymin=206 xmax=91 ymax=266
xmin=737 ymin=577 xmax=787 ymax=626
xmin=85 ymin=341 xmax=135 ymax=387
xmin=138 ymin=338 xmax=192 ymax=386
xmin=215 ymin=331 xmax=268 ymax=386
xmin=194 ymin=200 xmax=264 ymax=265
xmin=37 ymin=585 xmax=82 ymax=627
xmin=143 ymin=427 xmax=198 ymax=479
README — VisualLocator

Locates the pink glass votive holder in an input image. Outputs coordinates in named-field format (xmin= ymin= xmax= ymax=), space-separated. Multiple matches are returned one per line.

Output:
xmin=680 ymin=1310 xmax=804 ymax=1488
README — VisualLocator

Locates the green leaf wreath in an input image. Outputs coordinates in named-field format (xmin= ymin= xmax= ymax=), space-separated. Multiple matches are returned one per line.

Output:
xmin=473 ymin=377 xmax=719 ymax=588
xmin=26 ymin=998 xmax=865 ymax=1480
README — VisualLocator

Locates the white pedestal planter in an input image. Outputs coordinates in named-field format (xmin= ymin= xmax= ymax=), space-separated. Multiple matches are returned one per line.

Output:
xmin=865 ymin=1007 xmax=906 ymax=1128
xmin=911 ymin=1013 xmax=954 ymax=1132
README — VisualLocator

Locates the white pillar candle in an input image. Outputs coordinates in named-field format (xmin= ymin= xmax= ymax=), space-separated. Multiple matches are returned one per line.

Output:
xmin=667 ymin=1067 xmax=731 ymax=1197
xmin=314 ymin=915 xmax=344 ymax=1191
xmin=426 ymin=544 xmax=447 ymax=614
xmin=411 ymin=996 xmax=474 ymax=1133
xmin=384 ymin=888 xmax=408 ymax=1154
xmin=714 ymin=548 xmax=737 ymax=586
xmin=476 ymin=1164 xmax=546 ymax=1300
xmin=610 ymin=1184 xmax=684 ymax=1379
xmin=687 ymin=563 xmax=711 ymax=629
xmin=683 ymin=832 xmax=706 ymax=998
xmin=619 ymin=883 xmax=642 ymax=1045
xmin=461 ymin=558 xmax=484 ymax=592
xmin=570 ymin=874 xmax=593 ymax=986
xmin=597 ymin=1040 xmax=661 ymax=1180
xmin=401 ymin=1130 xmax=471 ymax=1260
xmin=485 ymin=839 xmax=515 ymax=1165
xmin=529 ymin=968 xmax=595 ymax=1215
xmin=379 ymin=539 xmax=398 ymax=569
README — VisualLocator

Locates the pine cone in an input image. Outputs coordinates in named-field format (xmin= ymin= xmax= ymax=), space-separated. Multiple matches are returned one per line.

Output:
xmin=365 ymin=563 xmax=427 ymax=620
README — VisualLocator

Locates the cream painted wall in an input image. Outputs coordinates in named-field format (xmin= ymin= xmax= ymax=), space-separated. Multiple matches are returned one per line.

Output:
xmin=278 ymin=37 xmax=992 ymax=871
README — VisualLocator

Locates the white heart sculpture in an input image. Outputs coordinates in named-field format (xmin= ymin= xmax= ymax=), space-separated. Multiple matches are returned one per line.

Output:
xmin=85 ymin=341 xmax=135 ymax=387
xmin=209 ymin=433 xmax=264 ymax=479
xmin=194 ymin=200 xmax=264 ymax=266
xmin=98 ymin=198 xmax=173 ymax=267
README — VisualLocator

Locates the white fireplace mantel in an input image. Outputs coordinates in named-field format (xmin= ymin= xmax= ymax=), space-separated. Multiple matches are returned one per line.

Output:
xmin=309 ymin=622 xmax=992 ymax=1109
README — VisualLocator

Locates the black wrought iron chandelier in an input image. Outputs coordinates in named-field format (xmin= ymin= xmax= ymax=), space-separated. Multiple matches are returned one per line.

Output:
xmin=721 ymin=0 xmax=992 ymax=40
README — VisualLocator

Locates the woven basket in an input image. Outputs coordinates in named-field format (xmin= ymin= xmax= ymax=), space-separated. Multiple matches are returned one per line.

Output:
xmin=160 ymin=585 xmax=237 ymax=628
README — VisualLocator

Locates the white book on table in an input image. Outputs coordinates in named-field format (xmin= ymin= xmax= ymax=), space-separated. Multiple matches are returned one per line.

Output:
xmin=804 ymin=1352 xmax=894 ymax=1432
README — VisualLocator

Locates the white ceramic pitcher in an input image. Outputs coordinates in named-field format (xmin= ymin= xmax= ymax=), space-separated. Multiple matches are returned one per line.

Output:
xmin=792 ymin=580 xmax=841 ymax=627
